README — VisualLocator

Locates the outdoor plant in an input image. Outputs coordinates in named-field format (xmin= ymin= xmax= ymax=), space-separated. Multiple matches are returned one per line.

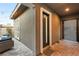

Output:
xmin=6 ymin=27 xmax=14 ymax=37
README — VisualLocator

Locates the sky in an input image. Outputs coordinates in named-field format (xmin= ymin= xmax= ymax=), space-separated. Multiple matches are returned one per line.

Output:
xmin=0 ymin=3 xmax=17 ymax=26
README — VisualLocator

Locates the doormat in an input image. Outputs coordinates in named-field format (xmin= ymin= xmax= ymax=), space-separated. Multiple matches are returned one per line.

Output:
xmin=43 ymin=47 xmax=53 ymax=56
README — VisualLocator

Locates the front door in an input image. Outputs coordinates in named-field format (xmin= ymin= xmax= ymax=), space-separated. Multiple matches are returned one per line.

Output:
xmin=43 ymin=12 xmax=50 ymax=48
xmin=64 ymin=20 xmax=77 ymax=41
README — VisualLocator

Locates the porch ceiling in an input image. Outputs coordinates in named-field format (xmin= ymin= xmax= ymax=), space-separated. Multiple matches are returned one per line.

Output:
xmin=45 ymin=3 xmax=79 ymax=17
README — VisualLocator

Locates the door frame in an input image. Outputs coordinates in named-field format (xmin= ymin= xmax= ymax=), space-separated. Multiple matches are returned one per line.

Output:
xmin=40 ymin=7 xmax=52 ymax=53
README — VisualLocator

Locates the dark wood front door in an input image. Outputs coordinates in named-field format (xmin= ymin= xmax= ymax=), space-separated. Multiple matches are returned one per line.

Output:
xmin=43 ymin=12 xmax=50 ymax=48
xmin=77 ymin=20 xmax=79 ymax=42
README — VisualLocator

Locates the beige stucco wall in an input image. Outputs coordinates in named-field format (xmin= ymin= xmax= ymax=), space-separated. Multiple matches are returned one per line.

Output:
xmin=14 ymin=18 xmax=20 ymax=40
xmin=14 ymin=4 xmax=36 ymax=55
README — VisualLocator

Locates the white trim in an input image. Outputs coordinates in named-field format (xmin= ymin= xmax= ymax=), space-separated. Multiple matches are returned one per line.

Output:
xmin=40 ymin=7 xmax=52 ymax=53
xmin=50 ymin=12 xmax=52 ymax=47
